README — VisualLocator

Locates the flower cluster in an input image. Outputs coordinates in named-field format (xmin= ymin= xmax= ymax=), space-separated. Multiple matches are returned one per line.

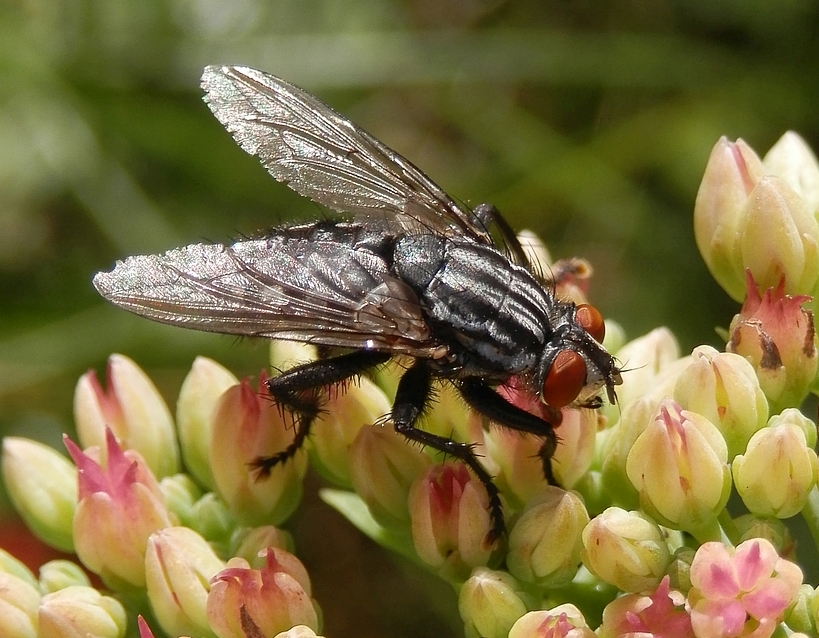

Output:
xmin=3 ymin=131 xmax=819 ymax=638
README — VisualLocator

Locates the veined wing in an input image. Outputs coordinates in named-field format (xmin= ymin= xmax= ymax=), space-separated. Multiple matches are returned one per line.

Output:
xmin=201 ymin=65 xmax=491 ymax=242
xmin=93 ymin=234 xmax=437 ymax=356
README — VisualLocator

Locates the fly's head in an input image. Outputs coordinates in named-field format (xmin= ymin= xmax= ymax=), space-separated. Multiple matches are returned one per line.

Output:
xmin=538 ymin=302 xmax=623 ymax=410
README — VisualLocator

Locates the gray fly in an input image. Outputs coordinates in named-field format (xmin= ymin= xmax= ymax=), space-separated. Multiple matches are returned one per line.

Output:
xmin=94 ymin=65 xmax=623 ymax=539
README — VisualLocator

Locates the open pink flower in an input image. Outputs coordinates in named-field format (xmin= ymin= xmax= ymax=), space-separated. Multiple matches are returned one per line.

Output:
xmin=688 ymin=539 xmax=802 ymax=638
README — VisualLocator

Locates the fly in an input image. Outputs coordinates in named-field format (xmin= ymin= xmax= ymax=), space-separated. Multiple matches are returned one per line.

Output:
xmin=94 ymin=65 xmax=623 ymax=540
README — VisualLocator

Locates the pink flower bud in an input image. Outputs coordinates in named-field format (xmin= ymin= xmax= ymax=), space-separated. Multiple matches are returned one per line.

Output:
xmin=597 ymin=576 xmax=693 ymax=638
xmin=688 ymin=539 xmax=803 ymax=638
xmin=209 ymin=373 xmax=307 ymax=526
xmin=508 ymin=605 xmax=595 ymax=638
xmin=409 ymin=463 xmax=494 ymax=581
xmin=74 ymin=354 xmax=179 ymax=478
xmin=728 ymin=272 xmax=817 ymax=411
xmin=206 ymin=548 xmax=320 ymax=638
xmin=66 ymin=429 xmax=172 ymax=589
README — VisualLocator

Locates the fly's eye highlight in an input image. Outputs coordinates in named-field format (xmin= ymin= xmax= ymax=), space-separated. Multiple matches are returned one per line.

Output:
xmin=542 ymin=349 xmax=587 ymax=408
xmin=576 ymin=303 xmax=605 ymax=343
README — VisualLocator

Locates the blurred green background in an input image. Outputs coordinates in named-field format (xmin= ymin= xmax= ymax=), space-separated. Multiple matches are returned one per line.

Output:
xmin=1 ymin=0 xmax=818 ymax=636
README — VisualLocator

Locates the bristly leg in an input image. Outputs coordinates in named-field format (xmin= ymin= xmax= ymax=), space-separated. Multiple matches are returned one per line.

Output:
xmin=392 ymin=361 xmax=506 ymax=542
xmin=254 ymin=349 xmax=390 ymax=476
xmin=458 ymin=377 xmax=561 ymax=485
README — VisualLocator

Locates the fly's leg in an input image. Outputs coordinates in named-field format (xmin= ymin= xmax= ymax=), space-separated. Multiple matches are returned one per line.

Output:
xmin=471 ymin=202 xmax=530 ymax=268
xmin=392 ymin=361 xmax=505 ymax=541
xmin=255 ymin=350 xmax=391 ymax=476
xmin=459 ymin=377 xmax=560 ymax=485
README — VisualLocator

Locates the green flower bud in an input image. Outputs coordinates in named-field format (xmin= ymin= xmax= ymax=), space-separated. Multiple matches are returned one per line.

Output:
xmin=740 ymin=176 xmax=819 ymax=297
xmin=158 ymin=473 xmax=204 ymax=529
xmin=1 ymin=437 xmax=76 ymax=552
xmin=612 ymin=327 xmax=681 ymax=410
xmin=74 ymin=354 xmax=180 ymax=478
xmin=733 ymin=514 xmax=791 ymax=554
xmin=348 ymin=424 xmax=430 ymax=530
xmin=674 ymin=345 xmax=768 ymax=459
xmin=145 ymin=527 xmax=224 ymax=638
xmin=0 ymin=570 xmax=40 ymax=638
xmin=210 ymin=374 xmax=307 ymax=526
xmin=694 ymin=136 xmax=766 ymax=301
xmin=507 ymin=487 xmax=589 ymax=588
xmin=580 ymin=507 xmax=671 ymax=593
xmin=763 ymin=131 xmax=819 ymax=212
xmin=458 ymin=568 xmax=530 ymax=638
xmin=626 ymin=398 xmax=731 ymax=536
xmin=0 ymin=548 xmax=38 ymax=587
xmin=38 ymin=586 xmax=126 ymax=638
xmin=785 ymin=584 xmax=816 ymax=636
xmin=310 ymin=376 xmax=391 ymax=488
xmin=38 ymin=560 xmax=90 ymax=594
xmin=732 ymin=410 xmax=818 ymax=518
xmin=176 ymin=357 xmax=238 ymax=490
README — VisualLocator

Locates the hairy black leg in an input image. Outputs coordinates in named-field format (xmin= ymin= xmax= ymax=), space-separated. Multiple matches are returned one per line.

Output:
xmin=459 ymin=377 xmax=560 ymax=485
xmin=392 ymin=361 xmax=506 ymax=541
xmin=254 ymin=350 xmax=391 ymax=475
xmin=471 ymin=202 xmax=530 ymax=269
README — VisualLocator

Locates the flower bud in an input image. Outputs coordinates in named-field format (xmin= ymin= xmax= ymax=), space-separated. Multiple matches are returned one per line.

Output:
xmin=66 ymin=428 xmax=173 ymax=590
xmin=2 ymin=437 xmax=76 ymax=552
xmin=733 ymin=514 xmax=792 ymax=555
xmin=458 ymin=568 xmax=530 ymax=638
xmin=694 ymin=136 xmax=766 ymax=300
xmin=732 ymin=409 xmax=818 ymax=518
xmin=626 ymin=398 xmax=730 ymax=535
xmin=597 ymin=576 xmax=692 ymax=638
xmin=188 ymin=493 xmax=236 ymax=550
xmin=612 ymin=327 xmax=681 ymax=410
xmin=763 ymin=131 xmax=819 ymax=217
xmin=740 ymin=175 xmax=819 ymax=297
xmin=273 ymin=627 xmax=326 ymax=638
xmin=507 ymin=487 xmax=588 ymax=588
xmin=270 ymin=340 xmax=317 ymax=371
xmin=38 ymin=585 xmax=127 ymax=638
xmin=349 ymin=424 xmax=431 ymax=529
xmin=728 ymin=272 xmax=817 ymax=411
xmin=38 ymin=560 xmax=91 ymax=593
xmin=159 ymin=473 xmax=204 ymax=528
xmin=0 ymin=570 xmax=40 ymax=638
xmin=785 ymin=584 xmax=816 ymax=636
xmin=309 ymin=376 xmax=391 ymax=488
xmin=508 ymin=605 xmax=595 ymax=638
xmin=145 ymin=527 xmax=225 ymax=638
xmin=207 ymin=548 xmax=320 ymax=638
xmin=688 ymin=539 xmax=802 ymax=638
xmin=673 ymin=345 xmax=768 ymax=459
xmin=409 ymin=463 xmax=494 ymax=582
xmin=580 ymin=507 xmax=671 ymax=593
xmin=176 ymin=357 xmax=238 ymax=490
xmin=74 ymin=354 xmax=179 ymax=478
xmin=210 ymin=374 xmax=307 ymax=526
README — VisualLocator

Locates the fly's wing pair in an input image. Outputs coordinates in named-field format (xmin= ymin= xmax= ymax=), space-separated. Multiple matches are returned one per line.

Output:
xmin=94 ymin=65 xmax=496 ymax=352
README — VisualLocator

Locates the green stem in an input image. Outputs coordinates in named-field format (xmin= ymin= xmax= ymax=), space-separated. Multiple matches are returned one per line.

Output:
xmin=800 ymin=486 xmax=819 ymax=551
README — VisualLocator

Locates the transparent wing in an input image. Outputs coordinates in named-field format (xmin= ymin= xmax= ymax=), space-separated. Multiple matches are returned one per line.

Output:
xmin=93 ymin=235 xmax=437 ymax=356
xmin=201 ymin=65 xmax=491 ymax=241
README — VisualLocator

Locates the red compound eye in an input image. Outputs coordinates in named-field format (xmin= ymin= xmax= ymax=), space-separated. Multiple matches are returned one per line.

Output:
xmin=542 ymin=350 xmax=587 ymax=408
xmin=576 ymin=303 xmax=605 ymax=343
